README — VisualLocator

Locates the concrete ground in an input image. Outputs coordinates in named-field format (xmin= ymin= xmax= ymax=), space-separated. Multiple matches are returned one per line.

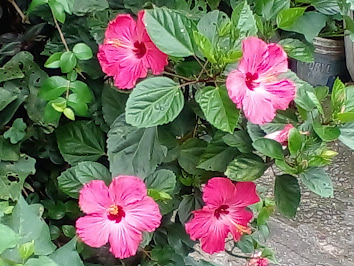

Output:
xmin=194 ymin=142 xmax=354 ymax=265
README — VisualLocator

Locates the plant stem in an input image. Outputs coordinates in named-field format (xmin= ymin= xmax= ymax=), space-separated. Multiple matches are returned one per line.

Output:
xmin=8 ymin=0 xmax=29 ymax=24
xmin=162 ymin=71 xmax=192 ymax=81
xmin=193 ymin=55 xmax=209 ymax=76
xmin=225 ymin=249 xmax=250 ymax=259
xmin=197 ymin=60 xmax=209 ymax=80
xmin=51 ymin=9 xmax=69 ymax=52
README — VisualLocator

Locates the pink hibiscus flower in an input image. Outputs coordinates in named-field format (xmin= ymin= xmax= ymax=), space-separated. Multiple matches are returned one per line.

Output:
xmin=264 ymin=124 xmax=294 ymax=146
xmin=226 ymin=37 xmax=296 ymax=125
xmin=185 ymin=178 xmax=260 ymax=254
xmin=76 ymin=176 xmax=161 ymax=259
xmin=249 ymin=257 xmax=269 ymax=266
xmin=97 ymin=11 xmax=168 ymax=89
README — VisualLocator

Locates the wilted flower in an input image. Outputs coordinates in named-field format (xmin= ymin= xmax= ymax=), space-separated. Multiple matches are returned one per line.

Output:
xmin=249 ymin=257 xmax=269 ymax=266
xmin=185 ymin=178 xmax=260 ymax=254
xmin=97 ymin=11 xmax=168 ymax=89
xmin=76 ymin=176 xmax=161 ymax=259
xmin=226 ymin=37 xmax=296 ymax=125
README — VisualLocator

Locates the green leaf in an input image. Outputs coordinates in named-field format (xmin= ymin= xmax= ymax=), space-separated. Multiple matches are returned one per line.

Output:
xmin=225 ymin=154 xmax=266 ymax=181
xmin=337 ymin=112 xmax=354 ymax=123
xmin=27 ymin=0 xmax=48 ymax=14
xmin=279 ymin=38 xmax=314 ymax=63
xmin=71 ymin=0 xmax=109 ymax=16
xmin=56 ymin=121 xmax=105 ymax=165
xmin=48 ymin=0 xmax=66 ymax=23
xmin=10 ymin=197 xmax=56 ymax=255
xmin=178 ymin=138 xmax=207 ymax=175
xmin=67 ymin=94 xmax=88 ymax=117
xmin=300 ymin=167 xmax=333 ymax=197
xmin=0 ymin=224 xmax=19 ymax=254
xmin=275 ymin=159 xmax=298 ymax=175
xmin=44 ymin=52 xmax=63 ymax=68
xmin=126 ymin=77 xmax=184 ymax=128
xmin=69 ymin=81 xmax=93 ymax=103
xmin=288 ymin=128 xmax=303 ymax=155
xmin=331 ymin=77 xmax=345 ymax=114
xmin=255 ymin=0 xmax=290 ymax=21
xmin=338 ymin=123 xmax=354 ymax=149
xmin=223 ymin=130 xmax=253 ymax=153
xmin=231 ymin=0 xmax=258 ymax=38
xmin=276 ymin=8 xmax=306 ymax=29
xmin=274 ymin=174 xmax=301 ymax=217
xmin=58 ymin=161 xmax=111 ymax=198
xmin=196 ymin=86 xmax=239 ymax=134
xmin=63 ymin=108 xmax=75 ymax=120
xmin=313 ymin=122 xmax=340 ymax=142
xmin=145 ymin=169 xmax=176 ymax=195
xmin=178 ymin=192 xmax=203 ymax=224
xmin=252 ymin=138 xmax=284 ymax=159
xmin=0 ymin=155 xmax=36 ymax=201
xmin=101 ymin=84 xmax=129 ymax=126
xmin=197 ymin=10 xmax=230 ymax=44
xmin=107 ymin=115 xmax=167 ymax=178
xmin=0 ymin=136 xmax=20 ymax=161
xmin=207 ymin=0 xmax=221 ymax=9
xmin=39 ymin=76 xmax=68 ymax=101
xmin=144 ymin=7 xmax=198 ymax=57
xmin=0 ymin=87 xmax=17 ymax=112
xmin=197 ymin=131 xmax=239 ymax=172
xmin=50 ymin=238 xmax=83 ymax=266
xmin=312 ymin=0 xmax=340 ymax=15
xmin=4 ymin=118 xmax=27 ymax=144
xmin=193 ymin=31 xmax=216 ymax=63
xmin=19 ymin=241 xmax=35 ymax=260
xmin=283 ymin=11 xmax=328 ymax=43
xmin=59 ymin=51 xmax=77 ymax=73
xmin=72 ymin=43 xmax=93 ymax=60
xmin=25 ymin=256 xmax=58 ymax=266
xmin=62 ymin=225 xmax=76 ymax=238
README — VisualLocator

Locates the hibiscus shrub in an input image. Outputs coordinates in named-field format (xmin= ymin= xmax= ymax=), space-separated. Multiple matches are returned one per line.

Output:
xmin=1 ymin=0 xmax=354 ymax=265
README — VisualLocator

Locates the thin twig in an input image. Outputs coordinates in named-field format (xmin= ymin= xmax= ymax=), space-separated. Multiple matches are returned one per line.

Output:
xmin=51 ymin=9 xmax=69 ymax=52
xmin=162 ymin=71 xmax=192 ymax=81
xmin=197 ymin=60 xmax=209 ymax=80
xmin=224 ymin=249 xmax=250 ymax=259
xmin=193 ymin=55 xmax=209 ymax=76
xmin=8 ymin=0 xmax=29 ymax=24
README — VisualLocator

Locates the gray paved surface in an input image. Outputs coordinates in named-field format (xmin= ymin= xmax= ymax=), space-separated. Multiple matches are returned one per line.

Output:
xmin=194 ymin=142 xmax=354 ymax=265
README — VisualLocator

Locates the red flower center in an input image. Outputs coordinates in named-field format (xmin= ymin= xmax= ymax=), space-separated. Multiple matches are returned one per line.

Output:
xmin=214 ymin=204 xmax=229 ymax=219
xmin=133 ymin=41 xmax=147 ymax=59
xmin=107 ymin=205 xmax=125 ymax=223
xmin=245 ymin=72 xmax=259 ymax=90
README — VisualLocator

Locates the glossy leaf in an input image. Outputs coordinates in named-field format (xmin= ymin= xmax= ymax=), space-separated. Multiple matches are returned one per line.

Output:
xmin=231 ymin=0 xmax=258 ymax=38
xmin=225 ymin=154 xmax=266 ymax=181
xmin=72 ymin=43 xmax=93 ymax=60
xmin=44 ymin=52 xmax=63 ymax=68
xmin=276 ymin=8 xmax=306 ymax=29
xmin=126 ymin=77 xmax=184 ymax=128
xmin=178 ymin=138 xmax=207 ymax=175
xmin=56 ymin=121 xmax=105 ymax=165
xmin=145 ymin=7 xmax=198 ymax=57
xmin=107 ymin=115 xmax=167 ymax=178
xmin=39 ymin=76 xmax=68 ymax=101
xmin=60 ymin=51 xmax=77 ymax=73
xmin=338 ymin=123 xmax=354 ymax=150
xmin=178 ymin=192 xmax=203 ymax=224
xmin=58 ymin=161 xmax=111 ymax=198
xmin=252 ymin=138 xmax=284 ymax=159
xmin=0 ymin=224 xmax=19 ymax=254
xmin=288 ymin=128 xmax=303 ymax=155
xmin=279 ymin=38 xmax=314 ymax=63
xmin=300 ymin=168 xmax=333 ymax=197
xmin=196 ymin=86 xmax=239 ymax=133
xmin=274 ymin=175 xmax=300 ymax=217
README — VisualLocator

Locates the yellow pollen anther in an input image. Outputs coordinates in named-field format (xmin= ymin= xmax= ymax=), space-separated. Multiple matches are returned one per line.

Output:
xmin=106 ymin=39 xmax=122 ymax=48
xmin=235 ymin=224 xmax=251 ymax=235
xmin=108 ymin=205 xmax=119 ymax=215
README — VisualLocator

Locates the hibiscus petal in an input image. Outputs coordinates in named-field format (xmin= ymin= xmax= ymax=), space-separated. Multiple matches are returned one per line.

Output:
xmin=242 ymin=89 xmax=277 ymax=125
xmin=202 ymin=178 xmax=237 ymax=208
xmin=265 ymin=124 xmax=294 ymax=144
xmin=108 ymin=222 xmax=142 ymax=259
xmin=124 ymin=196 xmax=161 ymax=232
xmin=263 ymin=43 xmax=289 ymax=76
xmin=97 ymin=44 xmax=122 ymax=76
xmin=238 ymin=37 xmax=268 ymax=75
xmin=185 ymin=207 xmax=215 ymax=240
xmin=144 ymin=42 xmax=168 ymax=74
xmin=226 ymin=70 xmax=247 ymax=109
xmin=76 ymin=214 xmax=110 ymax=247
xmin=109 ymin=176 xmax=147 ymax=206
xmin=232 ymin=182 xmax=260 ymax=208
xmin=105 ymin=14 xmax=136 ymax=45
xmin=264 ymin=79 xmax=296 ymax=110
xmin=79 ymin=180 xmax=111 ymax=214
xmin=227 ymin=208 xmax=253 ymax=242
xmin=199 ymin=221 xmax=229 ymax=254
